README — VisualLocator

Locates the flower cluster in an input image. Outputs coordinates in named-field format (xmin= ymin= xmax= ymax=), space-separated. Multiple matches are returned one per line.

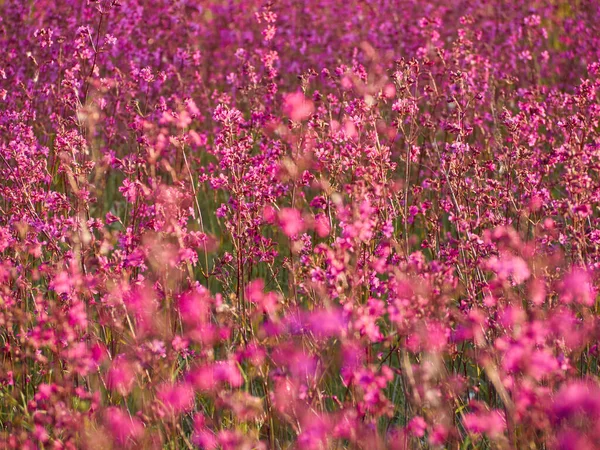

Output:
xmin=1 ymin=0 xmax=600 ymax=448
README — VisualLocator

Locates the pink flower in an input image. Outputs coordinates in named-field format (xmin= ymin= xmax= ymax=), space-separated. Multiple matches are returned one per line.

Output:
xmin=279 ymin=208 xmax=305 ymax=238
xmin=104 ymin=407 xmax=144 ymax=445
xmin=408 ymin=416 xmax=427 ymax=437
xmin=107 ymin=357 xmax=137 ymax=396
xmin=283 ymin=92 xmax=314 ymax=121
xmin=305 ymin=308 xmax=346 ymax=338
xmin=485 ymin=253 xmax=531 ymax=284
xmin=50 ymin=271 xmax=72 ymax=294
xmin=314 ymin=213 xmax=330 ymax=237
xmin=560 ymin=268 xmax=596 ymax=307
xmin=0 ymin=226 xmax=12 ymax=252
xmin=68 ymin=301 xmax=87 ymax=328
xmin=193 ymin=414 xmax=218 ymax=449
xmin=179 ymin=289 xmax=211 ymax=326
xmin=188 ymin=361 xmax=243 ymax=392
xmin=463 ymin=410 xmax=506 ymax=437
xmin=119 ymin=179 xmax=138 ymax=203
xmin=246 ymin=279 xmax=280 ymax=314
xmin=157 ymin=382 xmax=195 ymax=415
xmin=553 ymin=381 xmax=600 ymax=421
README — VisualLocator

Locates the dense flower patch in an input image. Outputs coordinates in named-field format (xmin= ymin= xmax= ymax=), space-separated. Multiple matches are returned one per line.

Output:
xmin=2 ymin=0 xmax=600 ymax=448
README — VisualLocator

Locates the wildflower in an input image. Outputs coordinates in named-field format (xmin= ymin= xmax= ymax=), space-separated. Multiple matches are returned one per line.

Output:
xmin=157 ymin=382 xmax=195 ymax=416
xmin=463 ymin=410 xmax=506 ymax=437
xmin=104 ymin=407 xmax=144 ymax=445
xmin=107 ymin=357 xmax=137 ymax=396
xmin=407 ymin=416 xmax=427 ymax=437
xmin=283 ymin=92 xmax=314 ymax=121
xmin=279 ymin=207 xmax=305 ymax=238
xmin=560 ymin=269 xmax=596 ymax=307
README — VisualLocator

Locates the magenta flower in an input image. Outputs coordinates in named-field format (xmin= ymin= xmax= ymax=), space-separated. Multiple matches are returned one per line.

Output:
xmin=3 ymin=0 xmax=600 ymax=447
xmin=157 ymin=382 xmax=195 ymax=416
xmin=104 ymin=407 xmax=144 ymax=445
xmin=107 ymin=357 xmax=137 ymax=396
xmin=463 ymin=410 xmax=506 ymax=437
xmin=283 ymin=92 xmax=314 ymax=121
xmin=278 ymin=207 xmax=305 ymax=238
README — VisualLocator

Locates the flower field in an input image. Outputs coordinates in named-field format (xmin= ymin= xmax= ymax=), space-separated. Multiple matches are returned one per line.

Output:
xmin=2 ymin=1 xmax=600 ymax=448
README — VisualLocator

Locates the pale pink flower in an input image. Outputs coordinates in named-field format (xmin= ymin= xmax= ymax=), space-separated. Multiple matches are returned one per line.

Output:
xmin=283 ymin=92 xmax=314 ymax=121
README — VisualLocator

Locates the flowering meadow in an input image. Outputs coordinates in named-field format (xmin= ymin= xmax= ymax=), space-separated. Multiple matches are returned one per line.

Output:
xmin=3 ymin=0 xmax=600 ymax=448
